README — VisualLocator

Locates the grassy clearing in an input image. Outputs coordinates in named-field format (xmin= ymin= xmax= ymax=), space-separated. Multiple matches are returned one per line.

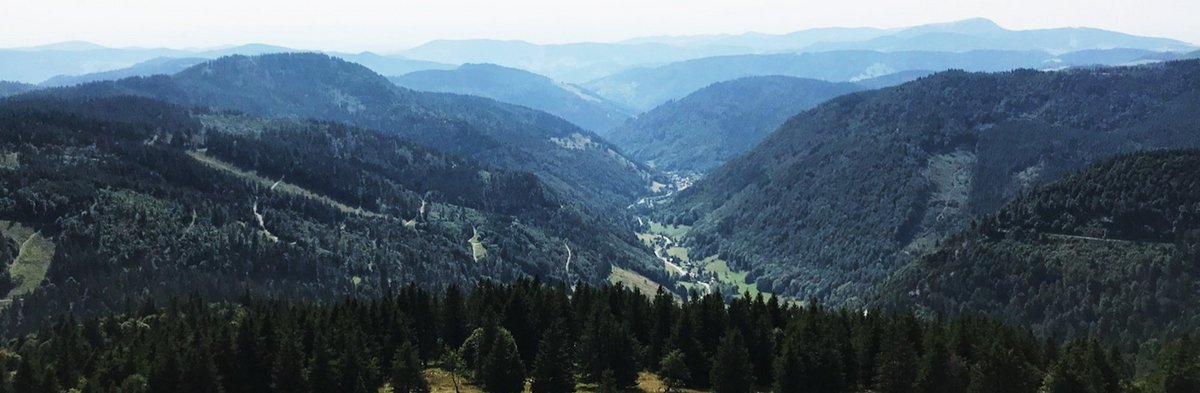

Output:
xmin=647 ymin=221 xmax=690 ymax=240
xmin=704 ymin=256 xmax=763 ymax=297
xmin=424 ymin=368 xmax=485 ymax=393
xmin=0 ymin=221 xmax=55 ymax=301
xmin=468 ymin=227 xmax=488 ymax=262
xmin=665 ymin=246 xmax=690 ymax=263
xmin=609 ymin=266 xmax=670 ymax=297
xmin=188 ymin=150 xmax=386 ymax=219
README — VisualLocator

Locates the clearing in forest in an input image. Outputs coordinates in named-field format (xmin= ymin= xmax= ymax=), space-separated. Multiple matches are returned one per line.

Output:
xmin=0 ymin=220 xmax=55 ymax=303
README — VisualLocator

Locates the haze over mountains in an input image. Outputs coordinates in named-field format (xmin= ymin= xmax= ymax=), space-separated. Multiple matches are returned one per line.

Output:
xmin=391 ymin=64 xmax=634 ymax=133
xmin=4 ymin=14 xmax=1200 ymax=392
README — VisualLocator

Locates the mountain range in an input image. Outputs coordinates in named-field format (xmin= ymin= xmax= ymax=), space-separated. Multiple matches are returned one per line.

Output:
xmin=390 ymin=63 xmax=634 ymax=134
xmin=584 ymin=49 xmax=1182 ymax=111
xmin=37 ymin=53 xmax=657 ymax=216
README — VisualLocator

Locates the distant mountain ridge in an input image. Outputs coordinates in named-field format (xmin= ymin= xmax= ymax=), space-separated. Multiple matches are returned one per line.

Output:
xmin=390 ymin=63 xmax=633 ymax=133
xmin=583 ymin=49 xmax=1186 ymax=111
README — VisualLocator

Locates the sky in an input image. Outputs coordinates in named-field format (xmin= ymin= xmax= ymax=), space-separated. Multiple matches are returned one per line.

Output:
xmin=2 ymin=0 xmax=1197 ymax=52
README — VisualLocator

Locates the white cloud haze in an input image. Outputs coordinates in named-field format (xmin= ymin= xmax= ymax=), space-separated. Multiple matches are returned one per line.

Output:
xmin=2 ymin=0 xmax=1195 ymax=51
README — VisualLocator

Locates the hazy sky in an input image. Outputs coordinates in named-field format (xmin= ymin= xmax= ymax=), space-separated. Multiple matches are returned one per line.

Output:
xmin=3 ymin=0 xmax=1197 ymax=51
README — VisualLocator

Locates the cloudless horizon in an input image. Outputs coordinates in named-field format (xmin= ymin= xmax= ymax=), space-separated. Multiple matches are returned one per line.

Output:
xmin=3 ymin=0 xmax=1197 ymax=52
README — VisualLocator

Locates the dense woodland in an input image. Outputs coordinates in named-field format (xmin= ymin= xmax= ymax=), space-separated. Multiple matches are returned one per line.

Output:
xmin=879 ymin=150 xmax=1200 ymax=354
xmin=5 ymin=280 xmax=1196 ymax=393
xmin=607 ymin=76 xmax=861 ymax=173
xmin=0 ymin=95 xmax=662 ymax=334
xmin=664 ymin=60 xmax=1200 ymax=305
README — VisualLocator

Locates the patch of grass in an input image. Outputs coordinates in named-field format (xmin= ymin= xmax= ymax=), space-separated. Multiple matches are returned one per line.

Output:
xmin=0 ymin=221 xmax=55 ymax=301
xmin=704 ymin=256 xmax=762 ymax=298
xmin=648 ymin=221 xmax=690 ymax=240
xmin=468 ymin=227 xmax=487 ymax=262
xmin=665 ymin=246 xmax=690 ymax=263
xmin=188 ymin=150 xmax=386 ymax=219
xmin=424 ymin=368 xmax=484 ymax=393
xmin=636 ymin=232 xmax=657 ymax=248
xmin=609 ymin=266 xmax=670 ymax=297
xmin=632 ymin=371 xmax=707 ymax=393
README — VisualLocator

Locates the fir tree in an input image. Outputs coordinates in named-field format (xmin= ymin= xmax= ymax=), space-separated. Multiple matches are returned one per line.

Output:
xmin=531 ymin=323 xmax=576 ymax=393
xmin=710 ymin=329 xmax=754 ymax=393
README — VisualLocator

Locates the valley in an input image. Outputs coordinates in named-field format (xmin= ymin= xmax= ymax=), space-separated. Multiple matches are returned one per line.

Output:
xmin=1 ymin=11 xmax=1200 ymax=393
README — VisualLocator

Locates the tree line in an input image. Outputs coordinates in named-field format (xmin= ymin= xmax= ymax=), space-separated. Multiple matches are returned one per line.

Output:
xmin=0 ymin=280 xmax=1193 ymax=393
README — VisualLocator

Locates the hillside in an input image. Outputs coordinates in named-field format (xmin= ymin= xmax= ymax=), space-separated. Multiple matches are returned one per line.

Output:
xmin=662 ymin=61 xmax=1200 ymax=305
xmin=584 ymin=49 xmax=1174 ymax=111
xmin=391 ymin=63 xmax=633 ymax=133
xmin=607 ymin=76 xmax=861 ymax=173
xmin=39 ymin=57 xmax=205 ymax=87
xmin=0 ymin=95 xmax=661 ymax=331
xmin=878 ymin=150 xmax=1200 ymax=350
xmin=0 ymin=81 xmax=35 ymax=98
xmin=40 ymin=53 xmax=657 ymax=215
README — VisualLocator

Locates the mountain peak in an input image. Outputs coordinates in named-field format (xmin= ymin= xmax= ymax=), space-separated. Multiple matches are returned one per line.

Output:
xmin=902 ymin=17 xmax=1006 ymax=36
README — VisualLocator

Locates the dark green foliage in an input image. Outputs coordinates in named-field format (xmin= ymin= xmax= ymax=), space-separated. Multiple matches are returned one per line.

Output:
xmin=530 ymin=322 xmax=575 ymax=393
xmin=881 ymin=150 xmax=1200 ymax=350
xmin=657 ymin=350 xmax=690 ymax=393
xmin=1040 ymin=339 xmax=1123 ymax=393
xmin=1151 ymin=336 xmax=1200 ymax=393
xmin=709 ymin=329 xmax=753 ymax=393
xmin=390 ymin=340 xmax=431 ymax=393
xmin=608 ymin=76 xmax=860 ymax=173
xmin=0 ymin=280 xmax=1150 ymax=393
xmin=665 ymin=60 xmax=1200 ymax=305
xmin=578 ymin=301 xmax=639 ymax=388
xmin=479 ymin=328 xmax=526 ymax=393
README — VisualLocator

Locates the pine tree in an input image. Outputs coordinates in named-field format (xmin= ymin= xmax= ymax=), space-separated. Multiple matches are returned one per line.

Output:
xmin=271 ymin=329 xmax=308 ymax=393
xmin=148 ymin=354 xmax=182 ymax=393
xmin=914 ymin=333 xmax=950 ymax=393
xmin=480 ymin=327 xmax=525 ymax=393
xmin=12 ymin=356 xmax=41 ymax=393
xmin=531 ymin=323 xmax=575 ymax=393
xmin=1154 ymin=336 xmax=1200 ymax=393
xmin=710 ymin=329 xmax=754 ymax=393
xmin=658 ymin=350 xmax=691 ymax=393
xmin=440 ymin=285 xmax=469 ymax=350
xmin=390 ymin=340 xmax=430 ymax=393
xmin=876 ymin=324 xmax=917 ymax=393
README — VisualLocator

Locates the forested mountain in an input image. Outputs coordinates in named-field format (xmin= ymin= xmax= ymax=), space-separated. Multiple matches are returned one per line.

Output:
xmin=607 ymin=76 xmax=861 ymax=173
xmin=0 ymin=82 xmax=35 ymax=98
xmin=3 ymin=279 xmax=1176 ymax=393
xmin=662 ymin=60 xmax=1200 ymax=305
xmin=390 ymin=64 xmax=633 ymax=134
xmin=39 ymin=53 xmax=657 ymax=215
xmin=878 ymin=150 xmax=1200 ymax=351
xmin=584 ymin=49 xmax=1177 ymax=111
xmin=0 ymin=95 xmax=660 ymax=333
